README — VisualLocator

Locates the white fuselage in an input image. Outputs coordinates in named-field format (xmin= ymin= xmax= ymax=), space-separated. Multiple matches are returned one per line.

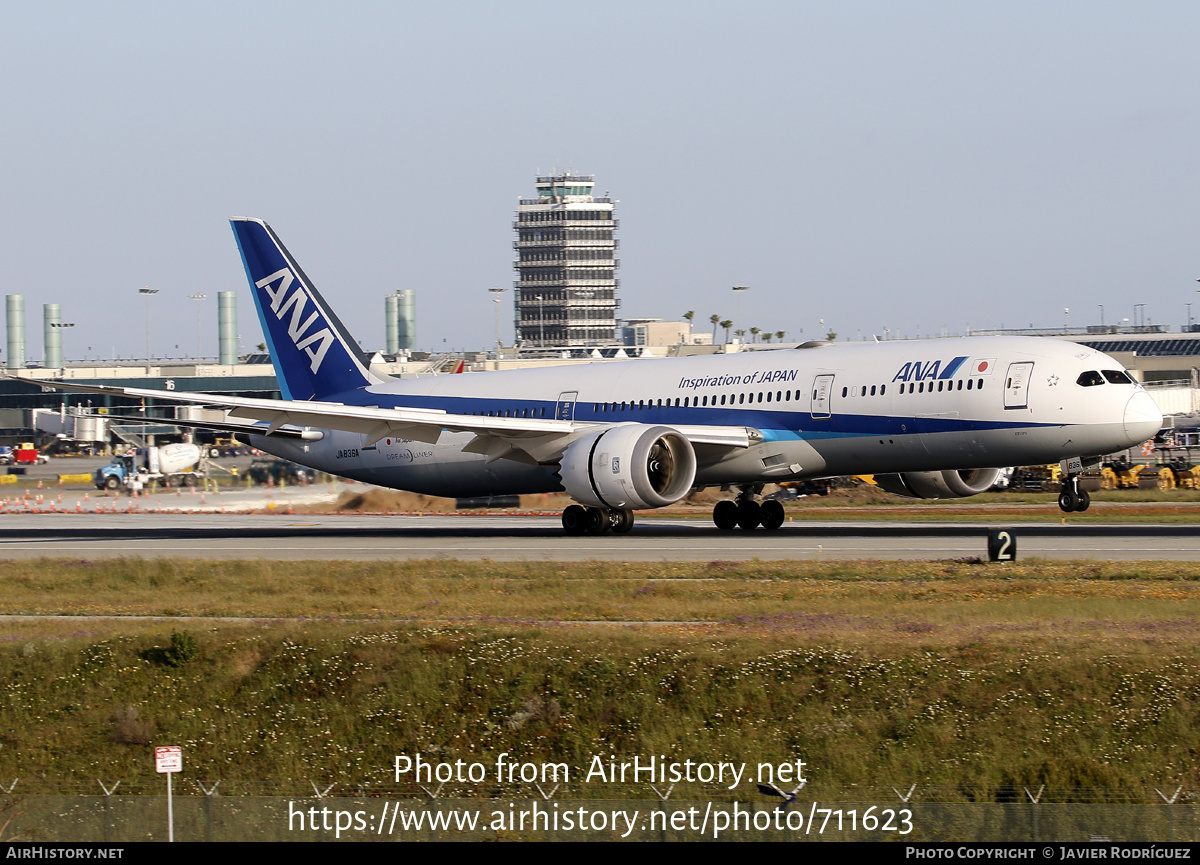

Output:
xmin=251 ymin=336 xmax=1162 ymax=499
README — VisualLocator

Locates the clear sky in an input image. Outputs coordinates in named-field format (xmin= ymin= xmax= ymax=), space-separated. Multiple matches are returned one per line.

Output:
xmin=1 ymin=1 xmax=1197 ymax=361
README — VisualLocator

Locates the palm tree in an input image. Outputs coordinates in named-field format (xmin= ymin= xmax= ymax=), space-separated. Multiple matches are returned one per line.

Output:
xmin=734 ymin=328 xmax=746 ymax=344
xmin=749 ymin=326 xmax=761 ymax=343
xmin=683 ymin=310 xmax=695 ymax=327
xmin=710 ymin=314 xmax=721 ymax=343
xmin=825 ymin=330 xmax=838 ymax=341
xmin=720 ymin=320 xmax=733 ymax=344
xmin=763 ymin=332 xmax=773 ymax=344
xmin=776 ymin=330 xmax=786 ymax=343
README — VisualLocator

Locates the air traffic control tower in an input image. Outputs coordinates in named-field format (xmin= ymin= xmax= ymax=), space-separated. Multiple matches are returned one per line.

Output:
xmin=514 ymin=173 xmax=619 ymax=348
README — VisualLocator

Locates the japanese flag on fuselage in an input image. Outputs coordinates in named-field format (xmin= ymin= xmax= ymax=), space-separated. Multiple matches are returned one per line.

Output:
xmin=971 ymin=358 xmax=996 ymax=375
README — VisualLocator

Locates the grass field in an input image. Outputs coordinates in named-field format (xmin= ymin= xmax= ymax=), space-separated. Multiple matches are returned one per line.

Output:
xmin=2 ymin=557 xmax=1199 ymax=802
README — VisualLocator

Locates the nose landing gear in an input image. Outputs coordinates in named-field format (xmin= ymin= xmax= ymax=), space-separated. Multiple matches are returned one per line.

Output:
xmin=1057 ymin=475 xmax=1091 ymax=512
xmin=713 ymin=486 xmax=786 ymax=530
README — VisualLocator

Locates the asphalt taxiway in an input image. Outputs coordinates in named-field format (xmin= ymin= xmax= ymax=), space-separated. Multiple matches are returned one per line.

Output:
xmin=0 ymin=513 xmax=1195 ymax=561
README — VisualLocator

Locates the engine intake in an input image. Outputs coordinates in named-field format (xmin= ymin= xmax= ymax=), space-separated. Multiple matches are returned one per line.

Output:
xmin=559 ymin=424 xmax=697 ymax=510
xmin=873 ymin=468 xmax=1001 ymax=500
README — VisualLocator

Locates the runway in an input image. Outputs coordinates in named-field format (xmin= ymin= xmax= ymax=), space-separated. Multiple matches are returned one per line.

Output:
xmin=0 ymin=513 xmax=1196 ymax=561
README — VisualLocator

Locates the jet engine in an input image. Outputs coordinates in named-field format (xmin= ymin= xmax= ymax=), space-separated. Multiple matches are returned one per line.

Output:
xmin=872 ymin=468 xmax=1001 ymax=500
xmin=558 ymin=424 xmax=697 ymax=510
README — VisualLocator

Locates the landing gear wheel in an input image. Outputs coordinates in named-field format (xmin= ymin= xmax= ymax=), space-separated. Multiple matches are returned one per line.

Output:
xmin=713 ymin=500 xmax=737 ymax=531
xmin=610 ymin=509 xmax=635 ymax=533
xmin=759 ymin=499 xmax=786 ymax=530
xmin=584 ymin=507 xmax=610 ymax=535
xmin=737 ymin=499 xmax=761 ymax=530
xmin=562 ymin=504 xmax=586 ymax=536
xmin=1075 ymin=489 xmax=1091 ymax=512
xmin=1057 ymin=488 xmax=1078 ymax=513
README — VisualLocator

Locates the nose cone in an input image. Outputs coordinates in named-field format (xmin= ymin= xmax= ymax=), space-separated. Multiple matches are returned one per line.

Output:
xmin=1124 ymin=390 xmax=1163 ymax=444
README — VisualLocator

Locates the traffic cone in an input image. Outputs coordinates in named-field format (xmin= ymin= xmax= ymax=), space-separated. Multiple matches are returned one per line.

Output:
xmin=37 ymin=479 xmax=42 ymax=489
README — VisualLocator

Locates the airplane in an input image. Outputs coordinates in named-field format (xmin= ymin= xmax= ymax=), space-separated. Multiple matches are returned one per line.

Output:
xmin=34 ymin=217 xmax=1163 ymax=535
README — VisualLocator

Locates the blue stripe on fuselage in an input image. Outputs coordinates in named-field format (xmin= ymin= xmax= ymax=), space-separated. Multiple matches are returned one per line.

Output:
xmin=321 ymin=389 xmax=1056 ymax=440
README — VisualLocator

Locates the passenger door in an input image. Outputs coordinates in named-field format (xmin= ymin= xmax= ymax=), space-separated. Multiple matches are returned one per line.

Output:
xmin=811 ymin=374 xmax=834 ymax=419
xmin=1003 ymin=362 xmax=1034 ymax=409
xmin=555 ymin=391 xmax=578 ymax=421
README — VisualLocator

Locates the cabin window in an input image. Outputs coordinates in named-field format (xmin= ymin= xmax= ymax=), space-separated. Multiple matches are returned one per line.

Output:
xmin=842 ymin=387 xmax=848 ymax=398
xmin=870 ymin=385 xmax=877 ymax=396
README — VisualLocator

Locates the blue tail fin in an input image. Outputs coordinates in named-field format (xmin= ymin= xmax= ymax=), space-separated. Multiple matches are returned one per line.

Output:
xmin=230 ymin=217 xmax=375 ymax=401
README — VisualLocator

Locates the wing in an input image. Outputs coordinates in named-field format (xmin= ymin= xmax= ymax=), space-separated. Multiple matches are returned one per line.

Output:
xmin=21 ymin=379 xmax=760 ymax=464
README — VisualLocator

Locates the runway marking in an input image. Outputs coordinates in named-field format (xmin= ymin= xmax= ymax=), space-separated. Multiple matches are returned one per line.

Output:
xmin=0 ymin=543 xmax=1196 ymax=553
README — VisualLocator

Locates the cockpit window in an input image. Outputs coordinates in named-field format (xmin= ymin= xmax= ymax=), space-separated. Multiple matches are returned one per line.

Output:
xmin=1102 ymin=370 xmax=1133 ymax=385
xmin=1076 ymin=371 xmax=1105 ymax=387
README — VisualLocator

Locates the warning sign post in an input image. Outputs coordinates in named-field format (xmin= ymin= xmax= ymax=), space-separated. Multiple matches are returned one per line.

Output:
xmin=155 ymin=746 xmax=182 ymax=842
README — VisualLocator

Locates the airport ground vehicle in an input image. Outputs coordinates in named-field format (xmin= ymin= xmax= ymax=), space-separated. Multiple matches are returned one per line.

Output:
xmin=93 ymin=443 xmax=204 ymax=490
xmin=246 ymin=458 xmax=318 ymax=486
xmin=13 ymin=443 xmax=49 ymax=465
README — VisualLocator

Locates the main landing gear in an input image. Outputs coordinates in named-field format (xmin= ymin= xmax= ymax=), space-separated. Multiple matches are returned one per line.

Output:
xmin=1057 ymin=475 xmax=1091 ymax=513
xmin=561 ymin=504 xmax=635 ymax=536
xmin=712 ymin=486 xmax=786 ymax=531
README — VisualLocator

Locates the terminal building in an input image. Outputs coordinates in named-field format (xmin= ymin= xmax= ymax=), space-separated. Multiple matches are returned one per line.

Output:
xmin=513 ymin=173 xmax=619 ymax=348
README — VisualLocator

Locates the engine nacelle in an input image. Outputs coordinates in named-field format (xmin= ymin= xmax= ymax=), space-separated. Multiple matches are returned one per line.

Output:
xmin=873 ymin=468 xmax=1001 ymax=500
xmin=559 ymin=424 xmax=697 ymax=510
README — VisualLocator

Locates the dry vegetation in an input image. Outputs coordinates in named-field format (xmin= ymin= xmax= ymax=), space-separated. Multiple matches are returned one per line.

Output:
xmin=2 ymin=557 xmax=1200 ymax=801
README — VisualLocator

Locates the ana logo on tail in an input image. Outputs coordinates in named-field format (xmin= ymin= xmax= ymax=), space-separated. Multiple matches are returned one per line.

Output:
xmin=255 ymin=268 xmax=336 ymax=374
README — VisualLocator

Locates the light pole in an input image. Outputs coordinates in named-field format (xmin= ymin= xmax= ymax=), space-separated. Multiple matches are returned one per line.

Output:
xmin=536 ymin=294 xmax=544 ymax=348
xmin=1099 ymin=304 xmax=1104 ymax=328
xmin=139 ymin=287 xmax=158 ymax=372
xmin=489 ymin=286 xmax=506 ymax=355
xmin=188 ymin=294 xmax=207 ymax=360
xmin=1064 ymin=307 xmax=1069 ymax=334
xmin=732 ymin=285 xmax=749 ymax=340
